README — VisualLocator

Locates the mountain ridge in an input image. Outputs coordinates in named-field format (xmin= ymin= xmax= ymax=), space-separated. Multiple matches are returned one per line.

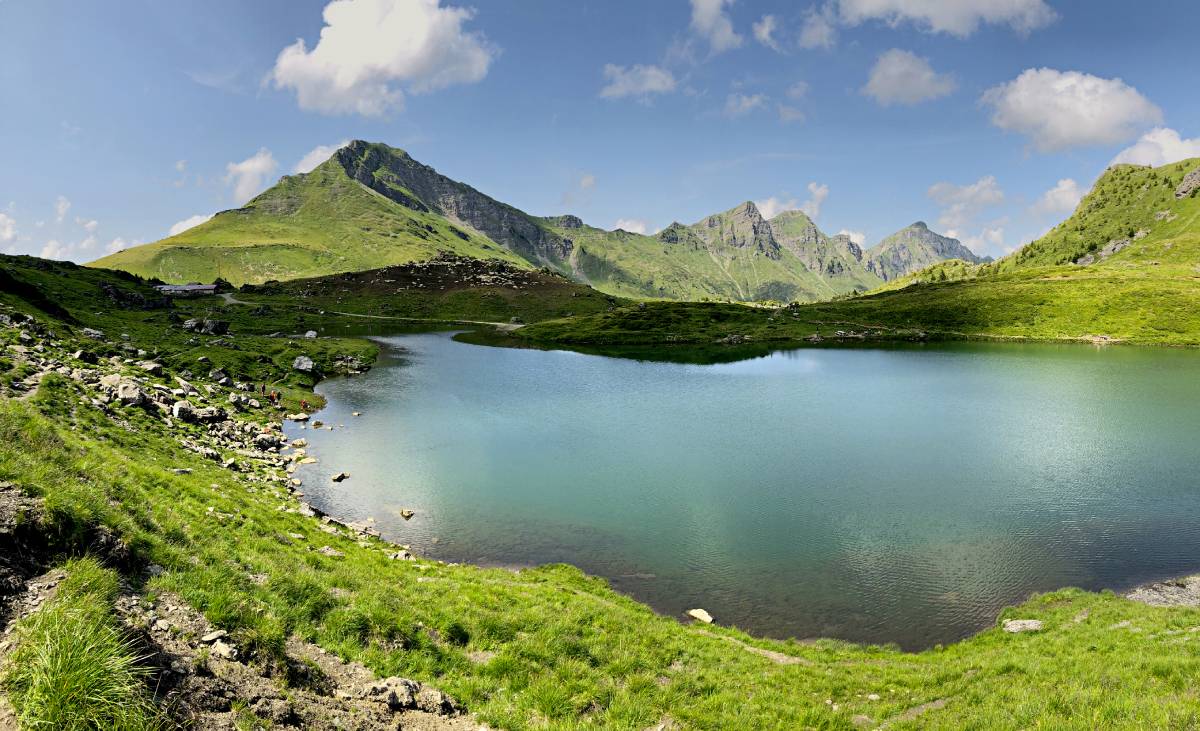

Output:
xmin=92 ymin=140 xmax=982 ymax=302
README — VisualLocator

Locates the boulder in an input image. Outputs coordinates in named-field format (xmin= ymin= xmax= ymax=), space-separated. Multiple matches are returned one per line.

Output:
xmin=304 ymin=330 xmax=318 ymax=339
xmin=330 ymin=472 xmax=350 ymax=483
xmin=1002 ymin=619 xmax=1043 ymax=633
xmin=116 ymin=382 xmax=145 ymax=406
xmin=360 ymin=677 xmax=419 ymax=710
xmin=81 ymin=327 xmax=105 ymax=339
xmin=171 ymin=400 xmax=196 ymax=422
xmin=1176 ymin=167 xmax=1200 ymax=199
xmin=99 ymin=373 xmax=122 ymax=388
xmin=292 ymin=355 xmax=315 ymax=373
xmin=686 ymin=608 xmax=714 ymax=624
xmin=139 ymin=361 xmax=163 ymax=376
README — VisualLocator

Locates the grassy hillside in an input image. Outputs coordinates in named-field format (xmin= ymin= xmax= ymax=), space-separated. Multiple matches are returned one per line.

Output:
xmin=518 ymin=159 xmax=1200 ymax=347
xmin=4 ymin=255 xmax=1200 ymax=728
xmin=90 ymin=141 xmax=983 ymax=305
xmin=91 ymin=157 xmax=527 ymax=286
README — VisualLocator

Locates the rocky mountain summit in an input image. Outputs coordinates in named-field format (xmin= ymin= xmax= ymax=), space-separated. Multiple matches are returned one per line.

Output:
xmin=865 ymin=222 xmax=991 ymax=281
xmin=94 ymin=140 xmax=984 ymax=303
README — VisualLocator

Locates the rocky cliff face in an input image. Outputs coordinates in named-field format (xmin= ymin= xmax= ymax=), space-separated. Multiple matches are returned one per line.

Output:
xmin=335 ymin=141 xmax=572 ymax=266
xmin=768 ymin=211 xmax=876 ymax=287
xmin=865 ymin=222 xmax=987 ymax=281
xmin=686 ymin=202 xmax=783 ymax=259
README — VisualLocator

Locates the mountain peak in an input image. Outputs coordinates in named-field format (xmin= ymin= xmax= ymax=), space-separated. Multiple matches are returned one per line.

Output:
xmin=911 ymin=221 xmax=929 ymax=230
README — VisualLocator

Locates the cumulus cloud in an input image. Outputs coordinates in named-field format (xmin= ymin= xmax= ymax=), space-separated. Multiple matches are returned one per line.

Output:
xmin=169 ymin=213 xmax=215 ymax=236
xmin=295 ymin=140 xmax=350 ymax=173
xmin=599 ymin=64 xmax=677 ymax=100
xmin=41 ymin=240 xmax=68 ymax=260
xmin=981 ymin=68 xmax=1161 ymax=152
xmin=837 ymin=0 xmax=1057 ymax=37
xmin=55 ymin=196 xmax=71 ymax=223
xmin=753 ymin=14 xmax=781 ymax=51
xmin=106 ymin=237 xmax=133 ymax=255
xmin=690 ymin=0 xmax=743 ymax=53
xmin=224 ymin=148 xmax=278 ymax=204
xmin=799 ymin=4 xmax=838 ymax=49
xmin=757 ymin=183 xmax=829 ymax=220
xmin=837 ymin=229 xmax=867 ymax=246
xmin=270 ymin=0 xmax=497 ymax=116
xmin=755 ymin=196 xmax=799 ymax=220
xmin=76 ymin=217 xmax=99 ymax=233
xmin=614 ymin=218 xmax=650 ymax=234
xmin=724 ymin=92 xmax=768 ymax=118
xmin=863 ymin=49 xmax=955 ymax=106
xmin=175 ymin=160 xmax=187 ymax=173
xmin=1031 ymin=178 xmax=1084 ymax=216
xmin=1110 ymin=127 xmax=1200 ymax=167
xmin=928 ymin=175 xmax=1004 ymax=231
xmin=801 ymin=182 xmax=829 ymax=219
xmin=0 ymin=213 xmax=15 ymax=244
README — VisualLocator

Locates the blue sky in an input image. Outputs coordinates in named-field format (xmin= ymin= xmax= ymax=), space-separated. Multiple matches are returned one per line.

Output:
xmin=2 ymin=0 xmax=1199 ymax=263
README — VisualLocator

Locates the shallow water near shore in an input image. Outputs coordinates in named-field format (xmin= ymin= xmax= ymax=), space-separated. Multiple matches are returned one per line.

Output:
xmin=289 ymin=332 xmax=1200 ymax=650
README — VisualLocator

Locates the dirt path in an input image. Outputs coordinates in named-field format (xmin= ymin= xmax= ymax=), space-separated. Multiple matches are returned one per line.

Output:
xmin=217 ymin=292 xmax=523 ymax=331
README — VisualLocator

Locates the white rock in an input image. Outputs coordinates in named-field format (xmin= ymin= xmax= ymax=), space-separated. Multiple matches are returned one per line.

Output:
xmin=686 ymin=608 xmax=714 ymax=624
xmin=1002 ymin=619 xmax=1043 ymax=633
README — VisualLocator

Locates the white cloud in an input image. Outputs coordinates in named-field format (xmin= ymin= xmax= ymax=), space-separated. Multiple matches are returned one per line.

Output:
xmin=41 ymin=240 xmax=68 ymax=260
xmin=778 ymin=105 xmax=806 ymax=123
xmin=837 ymin=229 xmax=867 ymax=246
xmin=106 ymin=237 xmax=132 ymax=255
xmin=753 ymin=14 xmax=781 ymax=51
xmin=224 ymin=148 xmax=278 ymax=204
xmin=959 ymin=225 xmax=1006 ymax=256
xmin=756 ymin=183 xmax=829 ymax=219
xmin=799 ymin=4 xmax=838 ymax=49
xmin=981 ymin=68 xmax=1161 ymax=152
xmin=175 ymin=160 xmax=188 ymax=173
xmin=614 ymin=218 xmax=650 ymax=234
xmin=1031 ymin=178 xmax=1084 ymax=216
xmin=928 ymin=175 xmax=1004 ymax=231
xmin=599 ymin=64 xmax=677 ymax=100
xmin=295 ymin=140 xmax=350 ymax=173
xmin=76 ymin=217 xmax=98 ymax=233
xmin=837 ymin=0 xmax=1057 ymax=37
xmin=724 ymin=92 xmax=768 ymax=118
xmin=79 ymin=235 xmax=98 ymax=251
xmin=55 ymin=196 xmax=71 ymax=223
xmin=0 ymin=213 xmax=15 ymax=244
xmin=270 ymin=0 xmax=496 ymax=116
xmin=786 ymin=81 xmax=810 ymax=100
xmin=755 ymin=196 xmax=799 ymax=220
xmin=801 ymin=182 xmax=829 ymax=219
xmin=579 ymin=173 xmax=596 ymax=190
xmin=863 ymin=49 xmax=955 ymax=106
xmin=690 ymin=0 xmax=743 ymax=53
xmin=169 ymin=213 xmax=215 ymax=236
xmin=1110 ymin=127 xmax=1200 ymax=167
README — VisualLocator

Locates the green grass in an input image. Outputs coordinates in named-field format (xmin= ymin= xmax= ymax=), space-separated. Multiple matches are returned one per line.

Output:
xmin=90 ymin=156 xmax=528 ymax=286
xmin=6 ymin=239 xmax=1200 ymax=728
xmin=517 ymin=159 xmax=1200 ymax=348
xmin=1 ymin=558 xmax=164 ymax=731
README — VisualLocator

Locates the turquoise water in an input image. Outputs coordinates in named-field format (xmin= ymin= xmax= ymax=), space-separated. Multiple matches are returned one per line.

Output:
xmin=289 ymin=333 xmax=1200 ymax=649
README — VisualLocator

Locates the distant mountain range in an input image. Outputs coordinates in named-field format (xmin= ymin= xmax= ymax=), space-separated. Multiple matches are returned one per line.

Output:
xmin=92 ymin=141 xmax=990 ymax=302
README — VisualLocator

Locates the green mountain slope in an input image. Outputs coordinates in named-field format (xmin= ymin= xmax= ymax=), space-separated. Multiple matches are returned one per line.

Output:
xmin=92 ymin=141 xmax=979 ymax=303
xmin=865 ymin=221 xmax=991 ymax=281
xmin=90 ymin=153 xmax=527 ymax=285
xmin=518 ymin=158 xmax=1200 ymax=346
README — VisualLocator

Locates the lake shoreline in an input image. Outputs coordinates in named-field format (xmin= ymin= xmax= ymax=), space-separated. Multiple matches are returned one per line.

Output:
xmin=290 ymin=331 xmax=1200 ymax=651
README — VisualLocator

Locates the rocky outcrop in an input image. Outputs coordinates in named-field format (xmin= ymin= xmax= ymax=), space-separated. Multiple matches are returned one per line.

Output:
xmin=688 ymin=202 xmax=782 ymax=259
xmin=335 ymin=141 xmax=572 ymax=266
xmin=1176 ymin=167 xmax=1200 ymax=199
xmin=865 ymin=222 xmax=988 ymax=281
